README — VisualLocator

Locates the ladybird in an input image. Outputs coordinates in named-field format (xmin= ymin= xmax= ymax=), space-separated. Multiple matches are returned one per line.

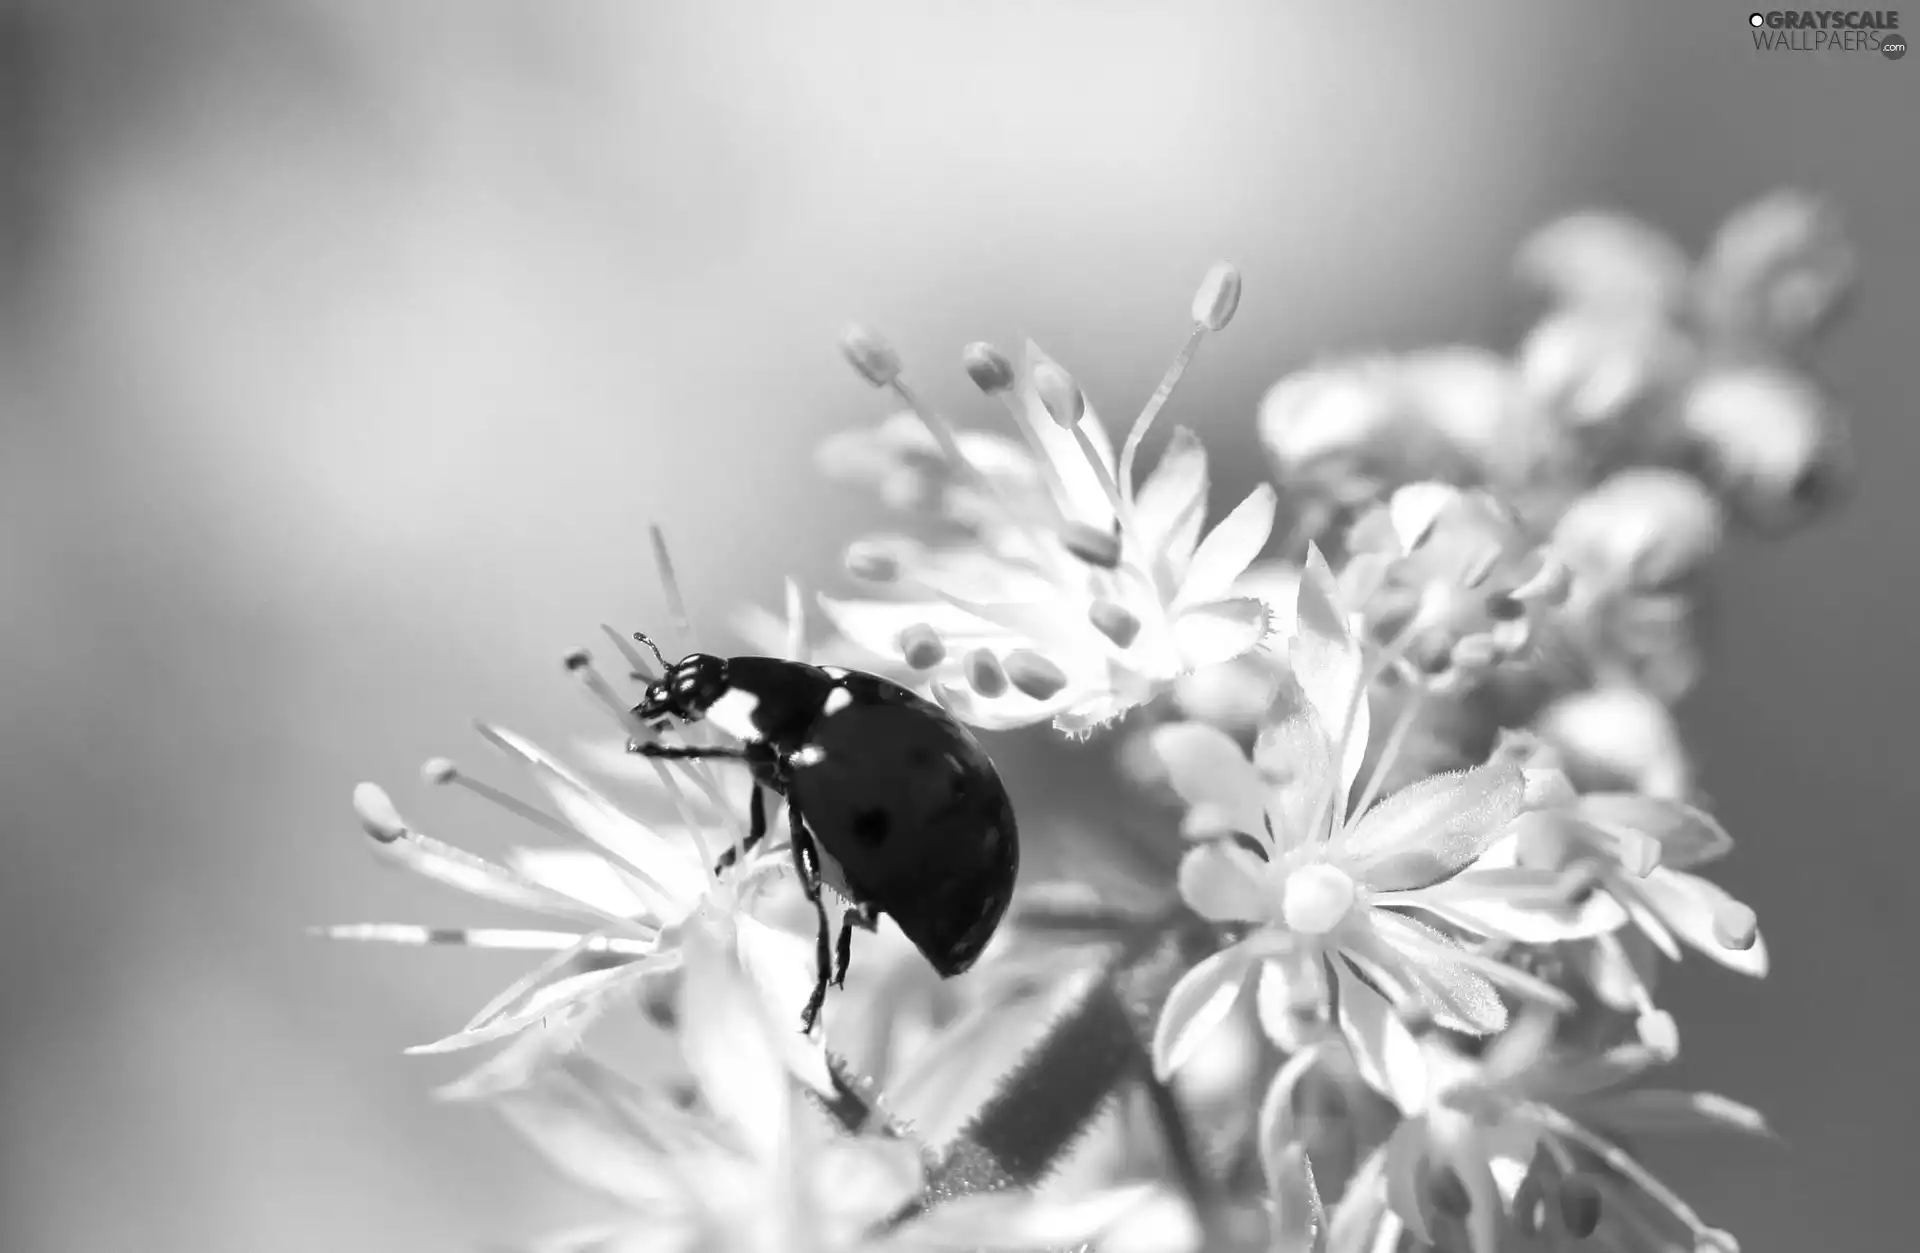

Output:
xmin=626 ymin=637 xmax=1020 ymax=1033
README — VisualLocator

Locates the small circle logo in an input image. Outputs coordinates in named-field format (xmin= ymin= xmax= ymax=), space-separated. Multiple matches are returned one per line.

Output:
xmin=1749 ymin=12 xmax=1765 ymax=26
xmin=1883 ymin=34 xmax=1907 ymax=59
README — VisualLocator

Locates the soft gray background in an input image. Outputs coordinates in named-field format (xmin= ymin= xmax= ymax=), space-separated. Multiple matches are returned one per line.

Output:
xmin=2 ymin=2 xmax=1913 ymax=1250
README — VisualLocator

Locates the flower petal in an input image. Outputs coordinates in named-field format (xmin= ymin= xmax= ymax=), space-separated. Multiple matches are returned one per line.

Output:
xmin=1179 ymin=842 xmax=1277 ymax=923
xmin=1153 ymin=942 xmax=1256 ymax=1080
xmin=407 ymin=955 xmax=676 ymax=1055
xmin=1133 ymin=425 xmax=1210 ymax=574
xmin=1264 ymin=1140 xmax=1329 ymax=1253
xmin=1171 ymin=597 xmax=1276 ymax=671
xmin=1016 ymin=340 xmax=1119 ymax=529
xmin=1176 ymin=483 xmax=1279 ymax=610
xmin=1336 ymin=962 xmax=1428 ymax=1112
xmin=1576 ymin=794 xmax=1734 ymax=871
xmin=1358 ymin=914 xmax=1509 ymax=1035
xmin=1151 ymin=722 xmax=1270 ymax=834
xmin=1384 ymin=866 xmax=1629 ymax=943
xmin=1256 ymin=701 xmax=1338 ymax=854
xmin=676 ymin=910 xmax=793 ymax=1162
xmin=509 ymin=848 xmax=655 ymax=918
xmin=1574 ymin=1089 xmax=1773 ymax=1139
xmin=1630 ymin=869 xmax=1769 ymax=976
xmin=1292 ymin=546 xmax=1370 ymax=800
xmin=1255 ymin=952 xmax=1329 ymax=1052
xmin=1381 ymin=1120 xmax=1434 ymax=1247
xmin=1341 ymin=761 xmax=1526 ymax=891
xmin=478 ymin=725 xmax=708 ymax=908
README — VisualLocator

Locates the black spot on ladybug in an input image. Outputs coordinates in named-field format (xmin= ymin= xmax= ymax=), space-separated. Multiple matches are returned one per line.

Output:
xmin=850 ymin=807 xmax=891 ymax=845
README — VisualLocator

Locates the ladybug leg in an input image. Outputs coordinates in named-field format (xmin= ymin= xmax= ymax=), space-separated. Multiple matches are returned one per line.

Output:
xmin=787 ymin=799 xmax=834 ymax=1034
xmin=713 ymin=784 xmax=767 ymax=874
xmin=627 ymin=742 xmax=750 ymax=761
xmin=832 ymin=903 xmax=879 ymax=989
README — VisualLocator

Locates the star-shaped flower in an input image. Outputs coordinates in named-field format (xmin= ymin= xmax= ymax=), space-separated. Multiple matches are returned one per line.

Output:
xmin=1148 ymin=548 xmax=1605 ymax=1100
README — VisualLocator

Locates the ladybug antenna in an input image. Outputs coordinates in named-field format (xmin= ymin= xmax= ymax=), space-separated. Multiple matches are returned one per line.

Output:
xmin=631 ymin=631 xmax=670 ymax=672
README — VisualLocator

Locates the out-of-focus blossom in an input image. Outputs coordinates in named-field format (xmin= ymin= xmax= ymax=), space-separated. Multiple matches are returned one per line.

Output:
xmin=1322 ymin=1011 xmax=1767 ymax=1253
xmin=1341 ymin=483 xmax=1571 ymax=692
xmin=1148 ymin=550 xmax=1600 ymax=1099
xmin=823 ymin=287 xmax=1288 ymax=734
xmin=1548 ymin=468 xmax=1724 ymax=699
xmin=495 ymin=905 xmax=1167 ymax=1253
xmin=1693 ymin=189 xmax=1859 ymax=351
xmin=1677 ymin=365 xmax=1852 ymax=534
xmin=1532 ymin=685 xmax=1694 ymax=801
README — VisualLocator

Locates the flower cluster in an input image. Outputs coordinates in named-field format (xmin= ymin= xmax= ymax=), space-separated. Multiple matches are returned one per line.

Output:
xmin=327 ymin=191 xmax=1852 ymax=1253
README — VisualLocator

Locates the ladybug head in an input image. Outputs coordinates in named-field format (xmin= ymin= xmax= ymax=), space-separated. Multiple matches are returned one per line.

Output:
xmin=634 ymin=651 xmax=729 ymax=727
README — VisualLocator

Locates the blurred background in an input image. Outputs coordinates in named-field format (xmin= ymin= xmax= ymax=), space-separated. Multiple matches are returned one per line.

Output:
xmin=1 ymin=1 xmax=1913 ymax=1249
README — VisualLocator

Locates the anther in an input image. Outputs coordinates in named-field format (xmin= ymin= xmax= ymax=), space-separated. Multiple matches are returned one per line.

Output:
xmin=352 ymin=783 xmax=409 ymax=843
xmin=1192 ymin=262 xmax=1243 ymax=332
xmin=844 ymin=541 xmax=902 ymax=583
xmin=964 ymin=648 xmax=1008 ymax=698
xmin=897 ymin=624 xmax=946 ymax=670
xmin=841 ymin=325 xmax=902 ymax=388
xmin=1062 ymin=521 xmax=1123 ymax=569
xmin=962 ymin=342 xmax=1016 ymax=395
xmin=1005 ymin=650 xmax=1068 ymax=700
xmin=1031 ymin=361 xmax=1087 ymax=428
xmin=1088 ymin=599 xmax=1141 ymax=647
xmin=1711 ymin=899 xmax=1759 ymax=951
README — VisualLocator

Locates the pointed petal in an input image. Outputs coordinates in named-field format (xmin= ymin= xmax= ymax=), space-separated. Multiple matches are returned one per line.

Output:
xmin=1016 ymin=340 xmax=1119 ymax=529
xmin=1341 ymin=761 xmax=1526 ymax=891
xmin=1265 ymin=1140 xmax=1329 ymax=1253
xmin=1153 ymin=942 xmax=1256 ymax=1079
xmin=1171 ymin=597 xmax=1276 ymax=670
xmin=1175 ymin=483 xmax=1279 ymax=610
xmin=1256 ymin=702 xmax=1338 ymax=854
xmin=1387 ymin=482 xmax=1459 ymax=552
xmin=1381 ymin=1120 xmax=1434 ymax=1246
xmin=1384 ymin=866 xmax=1629 ymax=943
xmin=1577 ymin=794 xmax=1734 ymax=870
xmin=407 ymin=955 xmax=675 ymax=1055
xmin=1358 ymin=914 xmax=1509 ymax=1035
xmin=1257 ymin=1042 xmax=1328 ymax=1190
xmin=1292 ymin=546 xmax=1370 ymax=799
xmin=1179 ymin=842 xmax=1278 ymax=923
xmin=1632 ymin=869 xmax=1769 ymax=976
xmin=478 ymin=725 xmax=706 ymax=907
xmin=1133 ymin=425 xmax=1210 ymax=573
xmin=1255 ymin=952 xmax=1330 ymax=1052
xmin=1575 ymin=1089 xmax=1773 ymax=1139
xmin=677 ymin=911 xmax=792 ymax=1162
xmin=1336 ymin=963 xmax=1428 ymax=1112
xmin=1151 ymin=722 xmax=1270 ymax=834
xmin=509 ymin=848 xmax=654 ymax=918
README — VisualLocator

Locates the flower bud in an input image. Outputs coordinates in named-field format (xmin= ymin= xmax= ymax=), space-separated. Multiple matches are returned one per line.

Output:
xmin=1552 ymin=468 xmax=1725 ymax=592
xmin=1515 ymin=210 xmax=1691 ymax=313
xmin=1004 ymin=649 xmax=1068 ymax=700
xmin=1535 ymin=686 xmax=1693 ymax=801
xmin=1638 ymin=1008 xmax=1680 ymax=1060
xmin=840 ymin=325 xmax=902 ymax=388
xmin=1696 ymin=189 xmax=1856 ymax=348
xmin=1031 ymin=360 xmax=1086 ymax=427
xmin=962 ymin=342 xmax=1016 ymax=394
xmin=1191 ymin=262 xmax=1243 ymax=331
xmin=963 ymin=648 xmax=1008 ymax=698
xmin=1518 ymin=308 xmax=1692 ymax=429
xmin=896 ymin=624 xmax=945 ymax=670
xmin=1678 ymin=367 xmax=1851 ymax=533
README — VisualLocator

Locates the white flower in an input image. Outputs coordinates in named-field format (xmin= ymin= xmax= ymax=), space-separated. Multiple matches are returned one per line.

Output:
xmin=824 ymin=336 xmax=1283 ymax=734
xmin=499 ymin=905 xmax=1169 ymax=1253
xmin=321 ymin=720 xmax=823 ymax=1080
xmin=1321 ymin=1011 xmax=1767 ymax=1253
xmin=1148 ymin=548 xmax=1603 ymax=1101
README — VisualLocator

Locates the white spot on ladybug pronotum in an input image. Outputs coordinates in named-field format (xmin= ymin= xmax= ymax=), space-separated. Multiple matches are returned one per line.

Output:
xmin=703 ymin=687 xmax=764 ymax=741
